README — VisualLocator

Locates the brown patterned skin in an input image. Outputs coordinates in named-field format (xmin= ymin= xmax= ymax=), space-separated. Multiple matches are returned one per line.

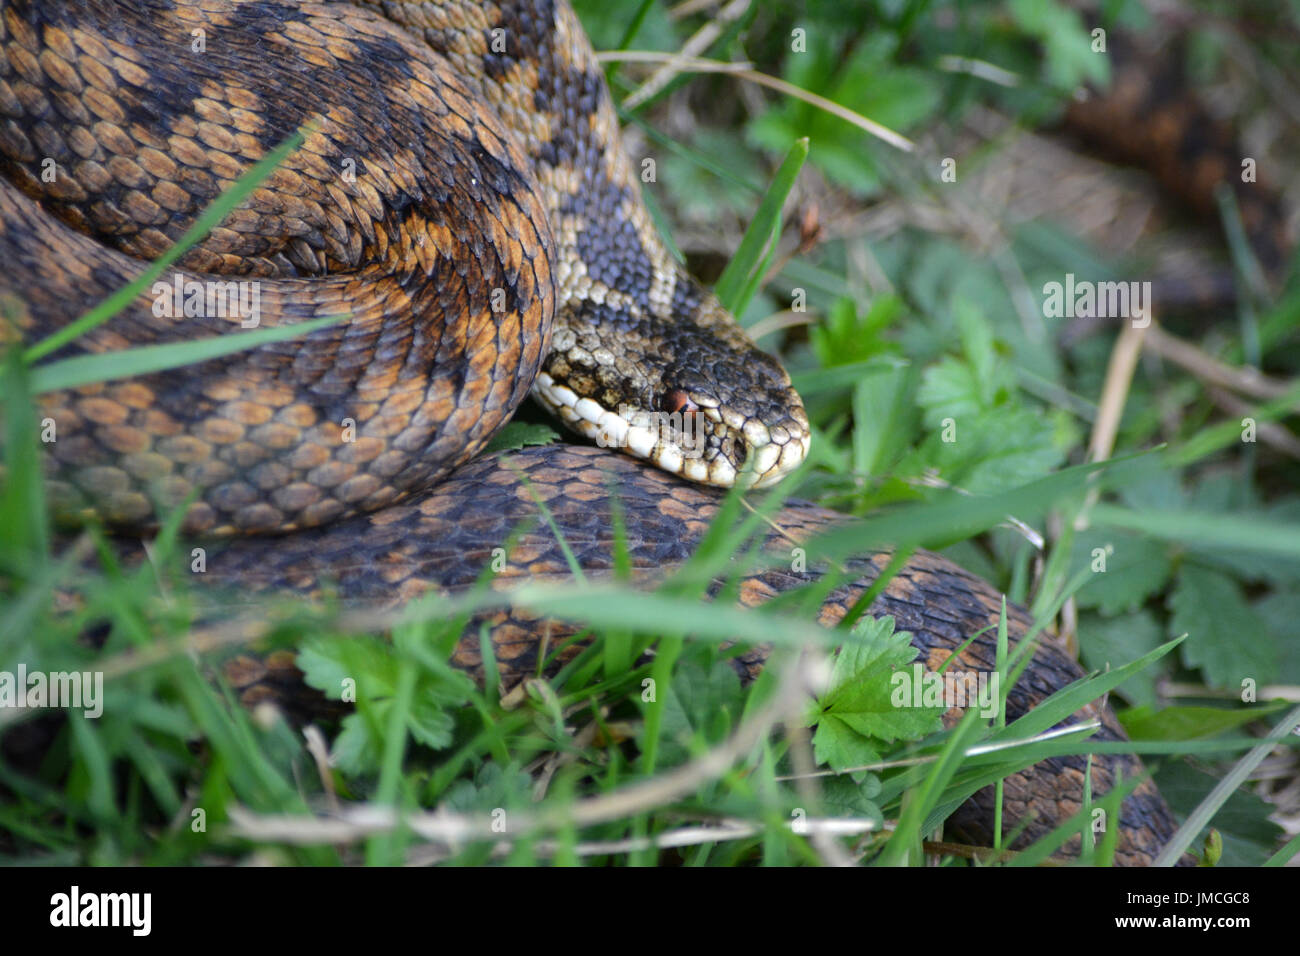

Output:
xmin=1 ymin=0 xmax=1178 ymax=863
xmin=2 ymin=0 xmax=558 ymax=532
xmin=0 ymin=0 xmax=808 ymax=532
xmin=207 ymin=444 xmax=1180 ymax=867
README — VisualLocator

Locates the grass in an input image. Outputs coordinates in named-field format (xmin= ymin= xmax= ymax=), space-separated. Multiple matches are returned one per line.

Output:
xmin=2 ymin=0 xmax=1299 ymax=867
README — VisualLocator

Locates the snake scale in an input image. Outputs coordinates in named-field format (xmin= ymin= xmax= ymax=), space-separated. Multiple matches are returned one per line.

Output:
xmin=0 ymin=0 xmax=1181 ymax=864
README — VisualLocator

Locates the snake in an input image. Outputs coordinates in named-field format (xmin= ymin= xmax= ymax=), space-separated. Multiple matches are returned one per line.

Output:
xmin=0 ymin=0 xmax=1182 ymax=864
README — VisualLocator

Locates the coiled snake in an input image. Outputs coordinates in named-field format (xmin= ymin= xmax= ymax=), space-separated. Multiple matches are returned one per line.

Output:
xmin=0 ymin=0 xmax=1180 ymax=864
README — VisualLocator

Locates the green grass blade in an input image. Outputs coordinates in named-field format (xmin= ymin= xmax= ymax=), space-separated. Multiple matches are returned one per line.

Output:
xmin=24 ymin=126 xmax=311 ymax=363
xmin=714 ymin=137 xmax=808 ymax=317
xmin=992 ymin=638 xmax=1184 ymax=743
xmin=1090 ymin=503 xmax=1300 ymax=558
xmin=877 ymin=708 xmax=987 ymax=866
xmin=29 ymin=314 xmax=346 ymax=393
xmin=1155 ymin=704 xmax=1300 ymax=867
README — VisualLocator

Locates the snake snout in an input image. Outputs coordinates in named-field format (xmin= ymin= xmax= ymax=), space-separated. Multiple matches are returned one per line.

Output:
xmin=649 ymin=363 xmax=810 ymax=489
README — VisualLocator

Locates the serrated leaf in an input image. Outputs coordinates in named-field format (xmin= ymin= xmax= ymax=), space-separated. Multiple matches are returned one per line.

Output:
xmin=812 ymin=714 xmax=885 ymax=778
xmin=1169 ymin=564 xmax=1277 ymax=689
xmin=298 ymin=633 xmax=472 ymax=771
xmin=818 ymin=774 xmax=884 ymax=825
xmin=809 ymin=616 xmax=944 ymax=778
xmin=330 ymin=714 xmax=377 ymax=776
xmin=297 ymin=638 xmax=376 ymax=700
xmin=406 ymin=702 xmax=458 ymax=751
xmin=917 ymin=356 xmax=987 ymax=427
xmin=1078 ymin=609 xmax=1165 ymax=706
xmin=1072 ymin=529 xmax=1172 ymax=614
xmin=916 ymin=406 xmax=1064 ymax=495
xmin=441 ymin=764 xmax=533 ymax=814
xmin=482 ymin=420 xmax=560 ymax=454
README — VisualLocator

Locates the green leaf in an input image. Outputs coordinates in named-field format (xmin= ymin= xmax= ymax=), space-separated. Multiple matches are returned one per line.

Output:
xmin=850 ymin=363 xmax=909 ymax=478
xmin=1257 ymin=592 xmax=1300 ymax=682
xmin=297 ymin=633 xmax=473 ymax=775
xmin=1168 ymin=564 xmax=1277 ymax=689
xmin=809 ymin=295 xmax=903 ymax=368
xmin=651 ymin=644 xmax=745 ymax=766
xmin=482 ymin=420 xmax=561 ymax=455
xmin=913 ymin=406 xmax=1065 ymax=495
xmin=819 ymin=774 xmax=884 ymax=825
xmin=748 ymin=33 xmax=938 ymax=198
xmin=809 ymin=616 xmax=944 ymax=780
xmin=1120 ymin=702 xmax=1289 ymax=742
xmin=1078 ymin=610 xmax=1165 ymax=706
xmin=441 ymin=764 xmax=533 ymax=815
xmin=1008 ymin=0 xmax=1108 ymax=90
xmin=1071 ymin=529 xmax=1173 ymax=614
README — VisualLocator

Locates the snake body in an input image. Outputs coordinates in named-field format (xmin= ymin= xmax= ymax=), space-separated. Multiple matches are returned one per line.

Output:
xmin=1 ymin=0 xmax=1179 ymax=863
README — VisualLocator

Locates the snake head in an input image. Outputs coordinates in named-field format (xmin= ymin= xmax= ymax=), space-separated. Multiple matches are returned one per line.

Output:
xmin=532 ymin=301 xmax=810 ymax=490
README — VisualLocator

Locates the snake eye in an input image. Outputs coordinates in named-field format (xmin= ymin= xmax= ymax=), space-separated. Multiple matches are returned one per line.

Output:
xmin=662 ymin=389 xmax=699 ymax=416
xmin=661 ymin=389 xmax=706 ymax=451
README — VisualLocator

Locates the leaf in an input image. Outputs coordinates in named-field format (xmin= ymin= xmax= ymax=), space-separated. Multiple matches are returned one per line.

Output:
xmin=809 ymin=616 xmax=944 ymax=780
xmin=1256 ymin=592 xmax=1300 ymax=683
xmin=850 ymin=363 xmax=910 ymax=478
xmin=1008 ymin=0 xmax=1108 ymax=91
xmin=482 ymin=420 xmax=560 ymax=455
xmin=672 ymin=645 xmax=744 ymax=739
xmin=748 ymin=32 xmax=939 ymax=198
xmin=1077 ymin=609 xmax=1165 ymax=706
xmin=1154 ymin=761 xmax=1284 ymax=866
xmin=1119 ymin=702 xmax=1289 ymax=742
xmin=915 ymin=299 xmax=1014 ymax=426
xmin=1071 ymin=529 xmax=1173 ymax=615
xmin=809 ymin=295 xmax=903 ymax=368
xmin=650 ymin=644 xmax=745 ymax=766
xmin=441 ymin=764 xmax=533 ymax=815
xmin=298 ymin=634 xmax=473 ymax=774
xmin=819 ymin=774 xmax=884 ymax=825
xmin=917 ymin=357 xmax=987 ymax=426
xmin=913 ymin=406 xmax=1065 ymax=495
xmin=1168 ymin=564 xmax=1277 ymax=689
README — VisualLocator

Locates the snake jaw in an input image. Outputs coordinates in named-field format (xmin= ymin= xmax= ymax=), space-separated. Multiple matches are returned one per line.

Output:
xmin=531 ymin=370 xmax=810 ymax=490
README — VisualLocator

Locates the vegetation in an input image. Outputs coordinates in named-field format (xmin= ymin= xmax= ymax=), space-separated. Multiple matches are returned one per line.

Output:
xmin=1 ymin=0 xmax=1298 ymax=866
